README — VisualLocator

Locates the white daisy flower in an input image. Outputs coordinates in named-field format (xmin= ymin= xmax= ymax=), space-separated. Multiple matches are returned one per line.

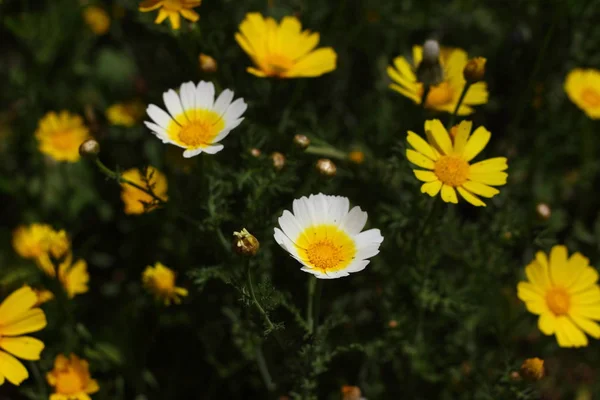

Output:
xmin=144 ymin=81 xmax=247 ymax=158
xmin=274 ymin=193 xmax=384 ymax=279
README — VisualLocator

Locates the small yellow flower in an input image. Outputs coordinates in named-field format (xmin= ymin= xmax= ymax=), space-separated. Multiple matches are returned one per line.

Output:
xmin=199 ymin=53 xmax=217 ymax=73
xmin=32 ymin=288 xmax=54 ymax=306
xmin=564 ymin=68 xmax=600 ymax=119
xmin=387 ymin=46 xmax=489 ymax=115
xmin=138 ymin=0 xmax=201 ymax=30
xmin=142 ymin=262 xmax=188 ymax=305
xmin=120 ymin=167 xmax=168 ymax=215
xmin=517 ymin=245 xmax=600 ymax=347
xmin=58 ymin=254 xmax=89 ymax=299
xmin=105 ymin=100 xmax=145 ymax=127
xmin=235 ymin=13 xmax=337 ymax=78
xmin=35 ymin=111 xmax=90 ymax=162
xmin=348 ymin=151 xmax=365 ymax=164
xmin=12 ymin=224 xmax=70 ymax=276
xmin=463 ymin=57 xmax=486 ymax=83
xmin=406 ymin=120 xmax=508 ymax=206
xmin=0 ymin=286 xmax=47 ymax=386
xmin=520 ymin=357 xmax=545 ymax=381
xmin=83 ymin=6 xmax=111 ymax=35
xmin=47 ymin=354 xmax=99 ymax=400
xmin=341 ymin=385 xmax=365 ymax=400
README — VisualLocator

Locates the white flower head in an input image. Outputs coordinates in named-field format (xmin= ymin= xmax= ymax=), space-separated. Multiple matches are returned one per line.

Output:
xmin=144 ymin=81 xmax=247 ymax=158
xmin=274 ymin=193 xmax=384 ymax=279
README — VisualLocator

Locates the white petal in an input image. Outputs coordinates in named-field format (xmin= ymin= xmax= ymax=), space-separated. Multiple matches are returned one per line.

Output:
xmin=305 ymin=268 xmax=349 ymax=279
xmin=213 ymin=89 xmax=234 ymax=116
xmin=355 ymin=229 xmax=384 ymax=246
xmin=202 ymin=144 xmax=224 ymax=154
xmin=274 ymin=228 xmax=301 ymax=259
xmin=196 ymin=81 xmax=215 ymax=110
xmin=355 ymin=245 xmax=380 ymax=260
xmin=146 ymin=104 xmax=173 ymax=130
xmin=307 ymin=193 xmax=329 ymax=224
xmin=225 ymin=117 xmax=244 ymax=132
xmin=292 ymin=196 xmax=312 ymax=227
xmin=212 ymin=129 xmax=232 ymax=143
xmin=278 ymin=211 xmax=304 ymax=243
xmin=180 ymin=82 xmax=197 ymax=119
xmin=144 ymin=122 xmax=185 ymax=147
xmin=223 ymin=98 xmax=248 ymax=125
xmin=339 ymin=206 xmax=368 ymax=235
xmin=344 ymin=259 xmax=370 ymax=273
xmin=163 ymin=89 xmax=187 ymax=125
xmin=183 ymin=148 xmax=204 ymax=158
xmin=327 ymin=196 xmax=350 ymax=225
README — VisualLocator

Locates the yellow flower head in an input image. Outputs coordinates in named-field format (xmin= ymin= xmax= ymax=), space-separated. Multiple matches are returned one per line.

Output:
xmin=517 ymin=245 xmax=600 ymax=347
xmin=58 ymin=254 xmax=89 ymax=299
xmin=83 ymin=6 xmax=111 ymax=35
xmin=47 ymin=354 xmax=99 ymax=399
xmin=120 ymin=166 xmax=168 ymax=215
xmin=520 ymin=357 xmax=545 ymax=381
xmin=139 ymin=0 xmax=201 ymax=30
xmin=235 ymin=13 xmax=337 ymax=78
xmin=406 ymin=120 xmax=508 ymax=206
xmin=142 ymin=262 xmax=188 ymax=305
xmin=12 ymin=224 xmax=70 ymax=276
xmin=106 ymin=100 xmax=145 ymax=127
xmin=35 ymin=111 xmax=90 ymax=162
xmin=387 ymin=46 xmax=489 ymax=115
xmin=564 ymin=68 xmax=600 ymax=119
xmin=0 ymin=286 xmax=47 ymax=386
xmin=199 ymin=53 xmax=217 ymax=73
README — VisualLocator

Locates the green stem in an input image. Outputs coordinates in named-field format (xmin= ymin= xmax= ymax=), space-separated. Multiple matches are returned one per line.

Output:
xmin=421 ymin=84 xmax=431 ymax=111
xmin=246 ymin=262 xmax=284 ymax=348
xmin=28 ymin=361 xmax=47 ymax=398
xmin=255 ymin=346 xmax=276 ymax=392
xmin=312 ymin=279 xmax=322 ymax=334
xmin=305 ymin=146 xmax=348 ymax=160
xmin=448 ymin=82 xmax=471 ymax=129
xmin=306 ymin=276 xmax=316 ymax=334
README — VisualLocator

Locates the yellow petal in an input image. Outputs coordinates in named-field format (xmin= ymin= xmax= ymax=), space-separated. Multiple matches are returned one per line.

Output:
xmin=571 ymin=286 xmax=600 ymax=306
xmin=389 ymin=83 xmax=420 ymax=102
xmin=462 ymin=181 xmax=499 ymax=198
xmin=393 ymin=56 xmax=416 ymax=81
xmin=413 ymin=170 xmax=437 ymax=182
xmin=538 ymin=312 xmax=556 ymax=335
xmin=570 ymin=304 xmax=600 ymax=320
xmin=456 ymin=186 xmax=485 ymax=206
xmin=525 ymin=259 xmax=551 ymax=292
xmin=0 ymin=337 xmax=44 ymax=360
xmin=286 ymin=48 xmax=337 ymax=78
xmin=0 ymin=287 xmax=37 ymax=326
xmin=569 ymin=314 xmax=600 ymax=339
xmin=469 ymin=157 xmax=508 ymax=173
xmin=462 ymin=126 xmax=491 ymax=161
xmin=407 ymin=131 xmax=437 ymax=160
xmin=247 ymin=67 xmax=268 ymax=77
xmin=468 ymin=171 xmax=508 ymax=186
xmin=569 ymin=266 xmax=599 ymax=294
xmin=453 ymin=120 xmax=472 ymax=155
xmin=555 ymin=316 xmax=588 ymax=347
xmin=549 ymin=245 xmax=569 ymax=286
xmin=406 ymin=149 xmax=435 ymax=169
xmin=0 ymin=350 xmax=28 ymax=386
xmin=517 ymin=281 xmax=544 ymax=300
xmin=139 ymin=0 xmax=162 ymax=12
xmin=168 ymin=12 xmax=180 ymax=29
xmin=155 ymin=9 xmax=169 ymax=24
xmin=180 ymin=9 xmax=199 ymax=23
xmin=441 ymin=184 xmax=458 ymax=204
xmin=564 ymin=253 xmax=591 ymax=290
xmin=387 ymin=65 xmax=418 ymax=92
xmin=425 ymin=119 xmax=453 ymax=155
xmin=0 ymin=309 xmax=46 ymax=337
xmin=421 ymin=180 xmax=442 ymax=197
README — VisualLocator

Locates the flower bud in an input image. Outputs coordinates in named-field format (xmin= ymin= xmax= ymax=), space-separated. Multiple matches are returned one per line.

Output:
xmin=463 ymin=57 xmax=486 ymax=83
xmin=422 ymin=39 xmax=440 ymax=64
xmin=250 ymin=148 xmax=262 ymax=157
xmin=293 ymin=134 xmax=310 ymax=149
xmin=520 ymin=357 xmax=545 ymax=381
xmin=199 ymin=53 xmax=217 ymax=73
xmin=388 ymin=320 xmax=398 ymax=328
xmin=233 ymin=228 xmax=259 ymax=256
xmin=416 ymin=39 xmax=443 ymax=86
xmin=341 ymin=386 xmax=362 ymax=400
xmin=348 ymin=150 xmax=365 ymax=164
xmin=271 ymin=152 xmax=286 ymax=170
xmin=536 ymin=203 xmax=551 ymax=220
xmin=316 ymin=158 xmax=337 ymax=177
xmin=79 ymin=139 xmax=100 ymax=159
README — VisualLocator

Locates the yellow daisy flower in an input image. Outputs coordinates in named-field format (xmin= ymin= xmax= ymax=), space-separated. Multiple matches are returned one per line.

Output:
xmin=406 ymin=119 xmax=508 ymax=206
xmin=517 ymin=246 xmax=600 ymax=348
xmin=35 ymin=111 xmax=90 ymax=162
xmin=142 ymin=262 xmax=188 ymax=305
xmin=235 ymin=13 xmax=337 ymax=78
xmin=0 ymin=286 xmax=47 ymax=386
xmin=120 ymin=166 xmax=168 ymax=215
xmin=12 ymin=224 xmax=70 ymax=276
xmin=274 ymin=193 xmax=384 ymax=279
xmin=83 ymin=6 xmax=111 ymax=35
xmin=47 ymin=354 xmax=99 ymax=400
xmin=564 ymin=68 xmax=600 ymax=119
xmin=57 ymin=254 xmax=89 ymax=299
xmin=387 ymin=46 xmax=488 ymax=115
xmin=105 ymin=100 xmax=145 ymax=127
xmin=145 ymin=81 xmax=247 ymax=157
xmin=138 ymin=0 xmax=200 ymax=30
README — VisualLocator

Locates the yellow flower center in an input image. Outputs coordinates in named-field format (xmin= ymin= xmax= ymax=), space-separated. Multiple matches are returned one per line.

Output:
xmin=170 ymin=109 xmax=225 ymax=148
xmin=546 ymin=287 xmax=570 ymax=316
xmin=434 ymin=156 xmax=469 ymax=186
xmin=419 ymin=82 xmax=454 ymax=106
xmin=55 ymin=368 xmax=84 ymax=394
xmin=264 ymin=53 xmax=294 ymax=76
xmin=581 ymin=88 xmax=600 ymax=107
xmin=153 ymin=271 xmax=176 ymax=293
xmin=162 ymin=0 xmax=186 ymax=11
xmin=50 ymin=130 xmax=78 ymax=151
xmin=295 ymin=224 xmax=356 ymax=273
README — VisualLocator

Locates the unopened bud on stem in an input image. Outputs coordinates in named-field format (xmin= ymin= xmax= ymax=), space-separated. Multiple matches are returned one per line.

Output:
xmin=463 ymin=57 xmax=486 ymax=83
xmin=233 ymin=228 xmax=260 ymax=256
xmin=79 ymin=139 xmax=100 ymax=159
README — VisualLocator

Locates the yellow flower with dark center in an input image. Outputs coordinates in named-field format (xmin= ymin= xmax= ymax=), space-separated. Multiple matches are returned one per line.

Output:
xmin=274 ymin=193 xmax=384 ymax=279
xmin=142 ymin=262 xmax=188 ymax=305
xmin=35 ymin=111 xmax=90 ymax=162
xmin=406 ymin=119 xmax=508 ymax=206
xmin=0 ymin=286 xmax=47 ymax=386
xmin=387 ymin=46 xmax=488 ymax=115
xmin=47 ymin=354 xmax=99 ymax=400
xmin=106 ymin=100 xmax=145 ymax=127
xmin=145 ymin=81 xmax=247 ymax=157
xmin=12 ymin=224 xmax=70 ymax=276
xmin=138 ymin=0 xmax=201 ymax=30
xmin=517 ymin=246 xmax=600 ymax=347
xmin=57 ymin=254 xmax=89 ymax=299
xmin=83 ymin=6 xmax=111 ymax=35
xmin=564 ymin=68 xmax=600 ymax=119
xmin=120 ymin=167 xmax=168 ymax=215
xmin=235 ymin=13 xmax=337 ymax=78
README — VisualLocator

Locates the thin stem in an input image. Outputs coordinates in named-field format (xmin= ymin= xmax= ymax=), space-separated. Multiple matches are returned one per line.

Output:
xmin=448 ymin=82 xmax=471 ymax=129
xmin=94 ymin=159 xmax=166 ymax=205
xmin=246 ymin=262 xmax=284 ymax=348
xmin=305 ymin=146 xmax=348 ymax=160
xmin=421 ymin=84 xmax=431 ymax=110
xmin=255 ymin=346 xmax=276 ymax=392
xmin=306 ymin=276 xmax=316 ymax=334
xmin=312 ymin=279 xmax=322 ymax=334
xmin=28 ymin=361 xmax=47 ymax=398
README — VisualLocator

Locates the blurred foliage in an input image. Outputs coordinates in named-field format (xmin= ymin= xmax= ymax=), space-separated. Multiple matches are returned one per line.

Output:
xmin=1 ymin=0 xmax=600 ymax=399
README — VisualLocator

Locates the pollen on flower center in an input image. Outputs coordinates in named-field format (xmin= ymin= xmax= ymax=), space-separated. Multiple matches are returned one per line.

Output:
xmin=546 ymin=287 xmax=570 ymax=315
xmin=55 ymin=369 xmax=84 ymax=394
xmin=306 ymin=241 xmax=344 ymax=270
xmin=295 ymin=224 xmax=357 ymax=273
xmin=265 ymin=53 xmax=294 ymax=75
xmin=434 ymin=155 xmax=469 ymax=186
xmin=178 ymin=118 xmax=220 ymax=147
xmin=418 ymin=82 xmax=454 ymax=106
xmin=581 ymin=88 xmax=600 ymax=107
